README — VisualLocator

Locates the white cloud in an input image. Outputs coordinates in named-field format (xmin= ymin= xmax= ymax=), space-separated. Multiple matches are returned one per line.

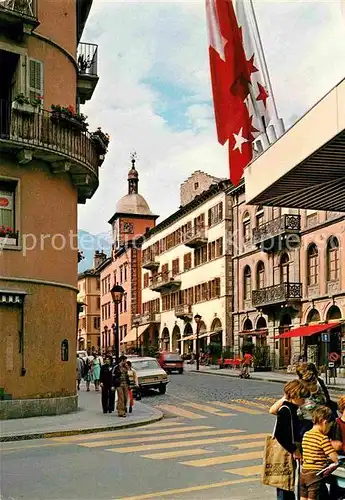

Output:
xmin=78 ymin=0 xmax=345 ymax=234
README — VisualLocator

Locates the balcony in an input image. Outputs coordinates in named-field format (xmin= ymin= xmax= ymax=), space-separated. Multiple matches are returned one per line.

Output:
xmin=77 ymin=43 xmax=99 ymax=104
xmin=252 ymin=282 xmax=302 ymax=309
xmin=133 ymin=312 xmax=161 ymax=326
xmin=149 ymin=271 xmax=181 ymax=293
xmin=0 ymin=99 xmax=104 ymax=203
xmin=0 ymin=0 xmax=39 ymax=38
xmin=175 ymin=304 xmax=193 ymax=321
xmin=184 ymin=226 xmax=207 ymax=249
xmin=142 ymin=254 xmax=159 ymax=271
xmin=252 ymin=214 xmax=301 ymax=252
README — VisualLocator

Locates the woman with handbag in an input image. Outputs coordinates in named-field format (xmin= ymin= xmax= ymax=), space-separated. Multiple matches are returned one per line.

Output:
xmin=263 ymin=379 xmax=310 ymax=500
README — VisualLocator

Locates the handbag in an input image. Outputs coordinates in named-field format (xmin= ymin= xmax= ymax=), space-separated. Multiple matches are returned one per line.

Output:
xmin=261 ymin=405 xmax=296 ymax=491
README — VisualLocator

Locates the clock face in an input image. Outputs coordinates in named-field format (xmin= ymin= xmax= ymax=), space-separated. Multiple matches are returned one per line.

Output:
xmin=122 ymin=221 xmax=134 ymax=234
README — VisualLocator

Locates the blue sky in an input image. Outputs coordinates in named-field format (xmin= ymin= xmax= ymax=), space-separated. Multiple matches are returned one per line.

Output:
xmin=78 ymin=0 xmax=345 ymax=235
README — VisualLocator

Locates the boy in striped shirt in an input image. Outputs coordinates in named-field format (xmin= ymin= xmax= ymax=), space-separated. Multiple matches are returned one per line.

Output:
xmin=301 ymin=406 xmax=339 ymax=500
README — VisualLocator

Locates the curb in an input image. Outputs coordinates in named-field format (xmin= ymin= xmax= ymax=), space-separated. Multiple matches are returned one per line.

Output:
xmin=189 ymin=369 xmax=345 ymax=392
xmin=0 ymin=409 xmax=164 ymax=442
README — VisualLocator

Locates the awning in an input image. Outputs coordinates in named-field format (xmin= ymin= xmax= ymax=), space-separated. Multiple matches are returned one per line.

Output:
xmin=121 ymin=324 xmax=149 ymax=344
xmin=182 ymin=335 xmax=196 ymax=341
xmin=239 ymin=329 xmax=268 ymax=337
xmin=275 ymin=322 xmax=340 ymax=340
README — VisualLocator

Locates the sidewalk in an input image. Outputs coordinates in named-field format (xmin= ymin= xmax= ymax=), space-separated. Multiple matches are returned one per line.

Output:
xmin=0 ymin=385 xmax=163 ymax=442
xmin=188 ymin=364 xmax=345 ymax=391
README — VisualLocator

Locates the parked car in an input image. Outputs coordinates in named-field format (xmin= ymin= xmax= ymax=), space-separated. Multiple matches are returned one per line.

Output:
xmin=130 ymin=357 xmax=169 ymax=394
xmin=158 ymin=352 xmax=184 ymax=374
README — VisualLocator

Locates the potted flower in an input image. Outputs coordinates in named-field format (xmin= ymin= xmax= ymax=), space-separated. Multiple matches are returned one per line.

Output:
xmin=91 ymin=127 xmax=110 ymax=154
xmin=0 ymin=226 xmax=18 ymax=246
xmin=51 ymin=104 xmax=88 ymax=131
xmin=12 ymin=93 xmax=43 ymax=114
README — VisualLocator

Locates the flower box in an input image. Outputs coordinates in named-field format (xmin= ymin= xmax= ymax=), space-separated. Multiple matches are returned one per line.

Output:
xmin=12 ymin=101 xmax=36 ymax=115
xmin=51 ymin=111 xmax=87 ymax=131
xmin=91 ymin=135 xmax=108 ymax=154
xmin=0 ymin=236 xmax=17 ymax=246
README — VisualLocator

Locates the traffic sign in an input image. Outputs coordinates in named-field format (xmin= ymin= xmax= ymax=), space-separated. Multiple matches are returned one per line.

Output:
xmin=328 ymin=352 xmax=340 ymax=362
xmin=322 ymin=333 xmax=329 ymax=342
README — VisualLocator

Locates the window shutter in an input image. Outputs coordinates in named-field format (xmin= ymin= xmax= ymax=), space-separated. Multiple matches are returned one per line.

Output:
xmin=219 ymin=202 xmax=223 ymax=221
xmin=29 ymin=59 xmax=43 ymax=101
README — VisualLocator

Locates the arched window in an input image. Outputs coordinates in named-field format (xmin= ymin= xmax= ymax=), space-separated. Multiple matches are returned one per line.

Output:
xmin=243 ymin=266 xmax=252 ymax=300
xmin=243 ymin=212 xmax=251 ymax=243
xmin=243 ymin=318 xmax=253 ymax=331
xmin=256 ymin=261 xmax=265 ymax=289
xmin=307 ymin=244 xmax=319 ymax=285
xmin=280 ymin=253 xmax=290 ymax=283
xmin=256 ymin=207 xmax=264 ymax=227
xmin=327 ymin=236 xmax=340 ymax=281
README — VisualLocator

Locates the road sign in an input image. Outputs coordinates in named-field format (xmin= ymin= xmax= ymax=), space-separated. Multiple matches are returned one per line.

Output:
xmin=328 ymin=362 xmax=335 ymax=368
xmin=322 ymin=333 xmax=329 ymax=342
xmin=328 ymin=352 xmax=340 ymax=362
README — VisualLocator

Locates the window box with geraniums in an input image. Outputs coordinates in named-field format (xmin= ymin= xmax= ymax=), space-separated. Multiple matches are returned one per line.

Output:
xmin=12 ymin=94 xmax=43 ymax=114
xmin=50 ymin=105 xmax=88 ymax=132
xmin=90 ymin=127 xmax=110 ymax=154
xmin=0 ymin=226 xmax=18 ymax=246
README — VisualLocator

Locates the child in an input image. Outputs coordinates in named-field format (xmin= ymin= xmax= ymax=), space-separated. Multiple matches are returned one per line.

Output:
xmin=126 ymin=361 xmax=138 ymax=414
xmin=300 ymin=406 xmax=339 ymax=500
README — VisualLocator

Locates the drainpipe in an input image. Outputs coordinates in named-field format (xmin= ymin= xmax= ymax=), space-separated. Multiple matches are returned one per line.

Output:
xmin=20 ymin=296 xmax=26 ymax=376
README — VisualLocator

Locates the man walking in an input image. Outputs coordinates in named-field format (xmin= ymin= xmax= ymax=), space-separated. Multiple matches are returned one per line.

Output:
xmin=113 ymin=355 xmax=129 ymax=417
xmin=100 ymin=355 xmax=115 ymax=414
xmin=76 ymin=354 xmax=84 ymax=390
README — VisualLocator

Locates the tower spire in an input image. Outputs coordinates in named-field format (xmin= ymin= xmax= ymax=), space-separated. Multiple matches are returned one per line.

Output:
xmin=128 ymin=151 xmax=138 ymax=195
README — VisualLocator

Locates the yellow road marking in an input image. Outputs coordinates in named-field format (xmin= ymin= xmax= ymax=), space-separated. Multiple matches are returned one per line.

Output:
xmin=181 ymin=450 xmax=263 ymax=467
xmin=210 ymin=401 xmax=264 ymax=414
xmin=1 ymin=442 xmax=67 ymax=454
xmin=156 ymin=405 xmax=207 ymax=419
xmin=52 ymin=425 xmax=212 ymax=443
xmin=106 ymin=431 xmax=267 ymax=454
xmin=232 ymin=399 xmax=270 ymax=410
xmin=116 ymin=477 xmax=260 ymax=500
xmin=79 ymin=428 xmax=245 ymax=448
xmin=225 ymin=465 xmax=263 ymax=477
xmin=231 ymin=440 xmax=265 ymax=450
xmin=142 ymin=448 xmax=214 ymax=460
xmin=181 ymin=402 xmax=234 ymax=416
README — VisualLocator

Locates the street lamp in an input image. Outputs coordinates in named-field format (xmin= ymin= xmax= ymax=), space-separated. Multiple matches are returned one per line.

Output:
xmin=110 ymin=283 xmax=125 ymax=363
xmin=194 ymin=313 xmax=202 ymax=371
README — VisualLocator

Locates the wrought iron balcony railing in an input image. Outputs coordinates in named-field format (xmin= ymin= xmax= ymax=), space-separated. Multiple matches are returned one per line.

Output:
xmin=183 ymin=226 xmax=207 ymax=248
xmin=149 ymin=271 xmax=181 ymax=293
xmin=252 ymin=214 xmax=301 ymax=251
xmin=77 ymin=43 xmax=98 ymax=76
xmin=252 ymin=282 xmax=302 ymax=309
xmin=133 ymin=312 xmax=161 ymax=325
xmin=142 ymin=253 xmax=159 ymax=270
xmin=0 ymin=0 xmax=38 ymax=19
xmin=0 ymin=99 xmax=101 ymax=201
xmin=175 ymin=304 xmax=193 ymax=319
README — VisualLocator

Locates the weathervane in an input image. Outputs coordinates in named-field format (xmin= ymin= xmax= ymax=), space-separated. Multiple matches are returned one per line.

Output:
xmin=130 ymin=151 xmax=137 ymax=167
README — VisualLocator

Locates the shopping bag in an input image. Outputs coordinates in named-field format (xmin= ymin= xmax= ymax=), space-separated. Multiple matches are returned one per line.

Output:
xmin=261 ymin=435 xmax=295 ymax=491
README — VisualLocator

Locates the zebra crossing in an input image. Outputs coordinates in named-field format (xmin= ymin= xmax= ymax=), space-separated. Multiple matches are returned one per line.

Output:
xmin=51 ymin=397 xmax=279 ymax=485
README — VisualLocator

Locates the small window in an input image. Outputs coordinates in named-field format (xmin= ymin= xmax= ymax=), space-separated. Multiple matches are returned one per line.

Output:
xmin=0 ymin=180 xmax=17 ymax=241
xmin=194 ymin=182 xmax=199 ymax=190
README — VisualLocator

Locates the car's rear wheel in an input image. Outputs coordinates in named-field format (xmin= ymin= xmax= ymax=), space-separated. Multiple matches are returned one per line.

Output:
xmin=159 ymin=384 xmax=167 ymax=394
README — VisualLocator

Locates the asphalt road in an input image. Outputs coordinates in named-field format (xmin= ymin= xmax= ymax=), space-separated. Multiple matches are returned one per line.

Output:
xmin=1 ymin=371 xmax=292 ymax=500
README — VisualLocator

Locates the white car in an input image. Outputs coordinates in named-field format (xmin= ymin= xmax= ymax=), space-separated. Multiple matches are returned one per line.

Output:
xmin=131 ymin=357 xmax=169 ymax=394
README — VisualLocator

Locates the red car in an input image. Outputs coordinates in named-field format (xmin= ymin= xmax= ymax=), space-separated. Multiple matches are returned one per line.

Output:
xmin=158 ymin=352 xmax=184 ymax=374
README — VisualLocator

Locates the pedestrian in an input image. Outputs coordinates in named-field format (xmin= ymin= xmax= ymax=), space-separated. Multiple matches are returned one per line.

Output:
xmin=126 ymin=360 xmax=138 ymax=414
xmin=100 ymin=355 xmax=115 ymax=414
xmin=83 ymin=357 xmax=93 ymax=391
xmin=76 ymin=354 xmax=84 ymax=390
xmin=300 ymin=406 xmax=339 ymax=500
xmin=113 ymin=355 xmax=129 ymax=417
xmin=334 ymin=396 xmax=345 ymax=451
xmin=92 ymin=353 xmax=102 ymax=391
xmin=264 ymin=379 xmax=310 ymax=500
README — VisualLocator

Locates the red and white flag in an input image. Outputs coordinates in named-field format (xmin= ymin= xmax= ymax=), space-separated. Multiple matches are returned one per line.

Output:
xmin=206 ymin=0 xmax=280 ymax=185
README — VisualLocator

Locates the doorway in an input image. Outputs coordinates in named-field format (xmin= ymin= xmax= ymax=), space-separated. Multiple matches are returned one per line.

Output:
xmin=279 ymin=313 xmax=292 ymax=367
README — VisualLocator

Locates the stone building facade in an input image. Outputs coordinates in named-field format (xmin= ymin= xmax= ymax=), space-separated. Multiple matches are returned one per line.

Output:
xmin=0 ymin=0 xmax=106 ymax=418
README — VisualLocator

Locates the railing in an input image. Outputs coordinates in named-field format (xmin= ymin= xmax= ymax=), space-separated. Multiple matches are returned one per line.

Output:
xmin=133 ymin=312 xmax=161 ymax=325
xmin=0 ymin=0 xmax=38 ymax=18
xmin=142 ymin=253 xmax=159 ymax=268
xmin=253 ymin=214 xmax=301 ymax=246
xmin=175 ymin=304 xmax=192 ymax=317
xmin=77 ymin=43 xmax=98 ymax=76
xmin=252 ymin=282 xmax=302 ymax=308
xmin=0 ymin=99 xmax=99 ymax=175
xmin=150 ymin=271 xmax=181 ymax=291
xmin=183 ymin=226 xmax=207 ymax=243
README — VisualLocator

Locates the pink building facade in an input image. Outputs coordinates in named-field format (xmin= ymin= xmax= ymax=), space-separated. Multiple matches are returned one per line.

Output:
xmin=231 ymin=182 xmax=345 ymax=369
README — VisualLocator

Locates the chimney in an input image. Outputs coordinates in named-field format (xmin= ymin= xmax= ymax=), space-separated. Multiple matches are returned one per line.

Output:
xmin=93 ymin=250 xmax=106 ymax=269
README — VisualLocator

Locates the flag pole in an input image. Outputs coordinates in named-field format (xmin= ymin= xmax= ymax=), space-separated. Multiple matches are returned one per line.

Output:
xmin=247 ymin=0 xmax=279 ymax=119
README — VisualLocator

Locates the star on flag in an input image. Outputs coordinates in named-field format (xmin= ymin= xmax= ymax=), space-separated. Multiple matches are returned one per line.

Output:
xmin=256 ymin=82 xmax=269 ymax=107
xmin=233 ymin=127 xmax=249 ymax=153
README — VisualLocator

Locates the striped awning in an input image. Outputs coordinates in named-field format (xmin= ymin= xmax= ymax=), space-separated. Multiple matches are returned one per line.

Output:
xmin=0 ymin=289 xmax=26 ymax=305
